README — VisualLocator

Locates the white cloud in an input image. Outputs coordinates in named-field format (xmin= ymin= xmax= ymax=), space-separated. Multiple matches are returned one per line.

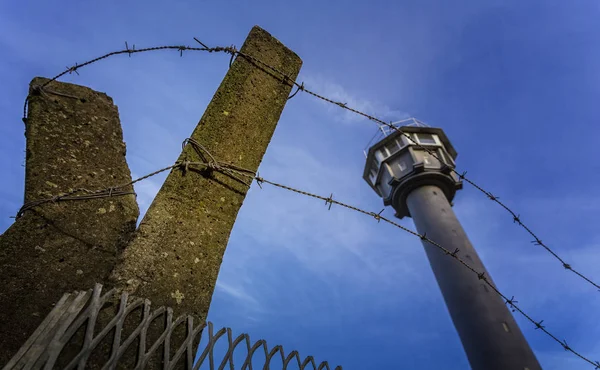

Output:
xmin=216 ymin=280 xmax=261 ymax=310
xmin=213 ymin=141 xmax=435 ymax=321
xmin=300 ymin=73 xmax=409 ymax=124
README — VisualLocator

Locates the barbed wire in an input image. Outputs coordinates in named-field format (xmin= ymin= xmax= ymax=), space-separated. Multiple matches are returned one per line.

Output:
xmin=16 ymin=138 xmax=600 ymax=369
xmin=21 ymin=43 xmax=237 ymax=122
xmin=230 ymin=46 xmax=600 ymax=295
xmin=19 ymin=37 xmax=600 ymax=295
xmin=15 ymin=164 xmax=179 ymax=218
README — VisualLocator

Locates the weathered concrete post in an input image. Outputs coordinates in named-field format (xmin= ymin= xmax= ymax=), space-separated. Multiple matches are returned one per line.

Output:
xmin=109 ymin=26 xmax=302 ymax=322
xmin=0 ymin=79 xmax=139 ymax=364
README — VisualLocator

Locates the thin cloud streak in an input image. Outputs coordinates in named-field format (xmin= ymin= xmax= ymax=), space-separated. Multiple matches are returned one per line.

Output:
xmin=301 ymin=73 xmax=409 ymax=124
xmin=216 ymin=280 xmax=262 ymax=310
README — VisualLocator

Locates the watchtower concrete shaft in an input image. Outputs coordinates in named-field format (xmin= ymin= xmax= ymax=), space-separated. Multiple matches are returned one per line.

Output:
xmin=363 ymin=119 xmax=541 ymax=370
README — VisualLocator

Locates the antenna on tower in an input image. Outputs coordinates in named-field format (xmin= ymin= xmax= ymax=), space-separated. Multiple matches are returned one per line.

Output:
xmin=363 ymin=117 xmax=431 ymax=158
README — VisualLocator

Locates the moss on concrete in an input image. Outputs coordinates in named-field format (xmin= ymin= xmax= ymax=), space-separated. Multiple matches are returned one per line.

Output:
xmin=0 ymin=78 xmax=139 ymax=364
xmin=109 ymin=25 xmax=302 ymax=323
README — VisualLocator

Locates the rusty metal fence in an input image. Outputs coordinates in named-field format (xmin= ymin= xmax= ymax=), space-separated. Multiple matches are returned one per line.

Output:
xmin=3 ymin=284 xmax=341 ymax=370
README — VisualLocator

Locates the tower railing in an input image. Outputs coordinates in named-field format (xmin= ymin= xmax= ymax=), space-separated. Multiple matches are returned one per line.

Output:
xmin=362 ymin=117 xmax=430 ymax=158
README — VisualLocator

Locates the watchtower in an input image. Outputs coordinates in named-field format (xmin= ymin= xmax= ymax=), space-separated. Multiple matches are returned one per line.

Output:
xmin=363 ymin=118 xmax=541 ymax=370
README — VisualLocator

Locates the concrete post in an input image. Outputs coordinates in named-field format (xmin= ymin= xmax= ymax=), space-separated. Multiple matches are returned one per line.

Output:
xmin=0 ymin=78 xmax=139 ymax=365
xmin=404 ymin=185 xmax=541 ymax=370
xmin=109 ymin=26 xmax=302 ymax=323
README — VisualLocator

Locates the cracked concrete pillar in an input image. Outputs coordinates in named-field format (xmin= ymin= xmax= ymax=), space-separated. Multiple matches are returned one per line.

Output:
xmin=0 ymin=78 xmax=139 ymax=365
xmin=109 ymin=26 xmax=302 ymax=324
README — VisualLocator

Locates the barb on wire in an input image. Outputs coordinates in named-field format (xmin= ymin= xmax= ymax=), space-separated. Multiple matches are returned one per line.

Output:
xmin=325 ymin=193 xmax=334 ymax=210
xmin=66 ymin=63 xmax=80 ymax=75
xmin=228 ymin=46 xmax=236 ymax=68
xmin=371 ymin=209 xmax=385 ymax=223
xmin=505 ymin=296 xmax=518 ymax=312
xmin=534 ymin=320 xmax=545 ymax=330
xmin=487 ymin=193 xmax=499 ymax=201
xmin=255 ymin=172 xmax=264 ymax=189
xmin=288 ymin=82 xmax=304 ymax=100
xmin=193 ymin=37 xmax=208 ymax=49
xmin=125 ymin=41 xmax=135 ymax=57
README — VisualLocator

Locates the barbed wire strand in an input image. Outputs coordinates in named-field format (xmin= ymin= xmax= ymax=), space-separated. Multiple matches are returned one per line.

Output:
xmin=21 ymin=43 xmax=236 ymax=121
xmin=16 ymin=164 xmax=178 ymax=218
xmin=229 ymin=46 xmax=600 ymax=294
xmin=20 ymin=39 xmax=599 ymax=295
xmin=16 ymin=140 xmax=600 ymax=369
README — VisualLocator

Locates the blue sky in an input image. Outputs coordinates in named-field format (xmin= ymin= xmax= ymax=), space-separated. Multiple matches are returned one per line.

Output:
xmin=1 ymin=0 xmax=600 ymax=368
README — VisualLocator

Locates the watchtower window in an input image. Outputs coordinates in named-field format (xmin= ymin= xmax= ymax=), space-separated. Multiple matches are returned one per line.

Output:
xmin=371 ymin=158 xmax=379 ymax=170
xmin=369 ymin=166 xmax=378 ymax=184
xmin=417 ymin=133 xmax=436 ymax=145
xmin=385 ymin=141 xmax=400 ymax=156
xmin=437 ymin=150 xmax=448 ymax=164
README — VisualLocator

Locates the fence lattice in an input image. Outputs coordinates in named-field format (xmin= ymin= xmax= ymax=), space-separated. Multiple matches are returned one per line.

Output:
xmin=3 ymin=284 xmax=341 ymax=370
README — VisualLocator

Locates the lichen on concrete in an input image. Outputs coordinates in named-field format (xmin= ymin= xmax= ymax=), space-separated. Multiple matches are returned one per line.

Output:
xmin=109 ymin=25 xmax=302 ymax=323
xmin=0 ymin=78 xmax=139 ymax=364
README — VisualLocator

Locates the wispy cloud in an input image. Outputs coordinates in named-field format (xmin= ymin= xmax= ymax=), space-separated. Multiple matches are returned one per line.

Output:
xmin=213 ymin=141 xmax=434 ymax=324
xmin=300 ymin=73 xmax=408 ymax=124
xmin=216 ymin=280 xmax=261 ymax=310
